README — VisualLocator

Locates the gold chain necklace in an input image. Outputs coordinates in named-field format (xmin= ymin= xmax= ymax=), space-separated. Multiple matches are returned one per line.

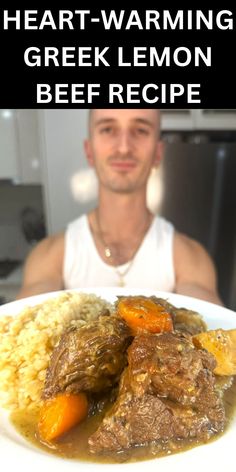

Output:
xmin=95 ymin=211 xmax=152 ymax=287
xmin=115 ymin=258 xmax=136 ymax=287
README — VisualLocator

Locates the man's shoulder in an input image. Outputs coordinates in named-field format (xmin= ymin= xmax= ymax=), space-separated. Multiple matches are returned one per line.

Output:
xmin=173 ymin=231 xmax=214 ymax=268
xmin=37 ymin=213 xmax=88 ymax=258
xmin=30 ymin=232 xmax=65 ymax=260
xmin=47 ymin=232 xmax=65 ymax=245
xmin=174 ymin=231 xmax=199 ymax=249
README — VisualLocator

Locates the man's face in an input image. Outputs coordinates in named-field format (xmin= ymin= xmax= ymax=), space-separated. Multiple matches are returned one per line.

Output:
xmin=84 ymin=109 xmax=163 ymax=194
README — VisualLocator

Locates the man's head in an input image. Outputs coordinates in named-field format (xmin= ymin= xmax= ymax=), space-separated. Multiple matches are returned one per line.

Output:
xmin=84 ymin=109 xmax=163 ymax=195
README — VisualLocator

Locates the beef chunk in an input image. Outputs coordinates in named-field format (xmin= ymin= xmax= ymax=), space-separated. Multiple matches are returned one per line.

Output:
xmin=89 ymin=389 xmax=224 ymax=454
xmin=89 ymin=392 xmax=176 ymax=453
xmin=127 ymin=332 xmax=217 ymax=406
xmin=43 ymin=316 xmax=131 ymax=399
xmin=89 ymin=332 xmax=225 ymax=454
xmin=174 ymin=308 xmax=207 ymax=335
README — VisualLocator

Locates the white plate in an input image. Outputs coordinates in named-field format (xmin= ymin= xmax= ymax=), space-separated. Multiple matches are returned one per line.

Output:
xmin=0 ymin=287 xmax=236 ymax=472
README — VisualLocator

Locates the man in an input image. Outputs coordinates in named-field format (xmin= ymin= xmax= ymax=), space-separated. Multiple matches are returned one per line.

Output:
xmin=17 ymin=109 xmax=222 ymax=304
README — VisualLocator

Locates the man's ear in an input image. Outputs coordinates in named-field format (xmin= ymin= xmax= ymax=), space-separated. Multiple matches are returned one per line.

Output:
xmin=154 ymin=140 xmax=165 ymax=167
xmin=84 ymin=139 xmax=95 ymax=167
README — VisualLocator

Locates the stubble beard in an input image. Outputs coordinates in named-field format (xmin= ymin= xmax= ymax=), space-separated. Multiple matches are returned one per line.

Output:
xmin=101 ymin=179 xmax=139 ymax=194
xmin=96 ymin=152 xmax=149 ymax=195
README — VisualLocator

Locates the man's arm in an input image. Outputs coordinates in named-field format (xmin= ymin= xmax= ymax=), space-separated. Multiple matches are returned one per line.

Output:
xmin=16 ymin=233 xmax=65 ymax=300
xmin=174 ymin=232 xmax=223 ymax=305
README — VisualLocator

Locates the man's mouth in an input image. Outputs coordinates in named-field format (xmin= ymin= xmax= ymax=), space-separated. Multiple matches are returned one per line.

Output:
xmin=108 ymin=157 xmax=138 ymax=171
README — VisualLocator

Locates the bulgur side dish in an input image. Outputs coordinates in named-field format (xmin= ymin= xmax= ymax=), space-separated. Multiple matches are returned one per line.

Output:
xmin=0 ymin=292 xmax=112 ymax=411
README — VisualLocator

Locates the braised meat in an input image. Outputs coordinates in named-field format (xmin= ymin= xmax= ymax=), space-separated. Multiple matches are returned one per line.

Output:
xmin=174 ymin=308 xmax=207 ymax=335
xmin=43 ymin=316 xmax=131 ymax=399
xmin=127 ymin=332 xmax=217 ymax=404
xmin=89 ymin=391 xmax=177 ymax=452
xmin=89 ymin=332 xmax=225 ymax=453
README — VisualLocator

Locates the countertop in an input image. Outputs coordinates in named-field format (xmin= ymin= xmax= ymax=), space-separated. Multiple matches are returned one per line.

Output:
xmin=0 ymin=265 xmax=23 ymax=303
xmin=0 ymin=265 xmax=23 ymax=285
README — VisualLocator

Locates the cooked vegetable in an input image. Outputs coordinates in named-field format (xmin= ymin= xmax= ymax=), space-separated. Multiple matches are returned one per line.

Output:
xmin=193 ymin=329 xmax=236 ymax=376
xmin=38 ymin=392 xmax=89 ymax=442
xmin=117 ymin=296 xmax=173 ymax=334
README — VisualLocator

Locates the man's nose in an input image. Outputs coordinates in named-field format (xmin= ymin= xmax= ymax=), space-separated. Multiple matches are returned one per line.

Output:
xmin=116 ymin=131 xmax=132 ymax=154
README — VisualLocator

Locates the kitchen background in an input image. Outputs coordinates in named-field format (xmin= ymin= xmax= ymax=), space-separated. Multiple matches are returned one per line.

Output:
xmin=0 ymin=109 xmax=236 ymax=309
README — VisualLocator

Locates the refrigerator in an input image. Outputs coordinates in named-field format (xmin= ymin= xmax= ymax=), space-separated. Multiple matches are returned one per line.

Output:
xmin=158 ymin=139 xmax=236 ymax=309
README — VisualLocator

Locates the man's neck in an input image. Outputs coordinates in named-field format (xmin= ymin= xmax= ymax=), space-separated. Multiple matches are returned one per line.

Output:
xmin=87 ymin=189 xmax=154 ymax=266
xmin=94 ymin=191 xmax=152 ymax=239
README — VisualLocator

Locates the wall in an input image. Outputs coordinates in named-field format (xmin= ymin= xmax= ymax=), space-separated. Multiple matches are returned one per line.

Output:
xmin=40 ymin=109 xmax=94 ymax=234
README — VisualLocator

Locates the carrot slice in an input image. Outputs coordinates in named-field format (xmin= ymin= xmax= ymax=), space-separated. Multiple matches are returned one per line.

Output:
xmin=38 ymin=392 xmax=88 ymax=442
xmin=117 ymin=296 xmax=173 ymax=334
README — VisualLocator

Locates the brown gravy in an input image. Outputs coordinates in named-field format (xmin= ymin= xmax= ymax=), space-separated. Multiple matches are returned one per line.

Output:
xmin=11 ymin=378 xmax=236 ymax=464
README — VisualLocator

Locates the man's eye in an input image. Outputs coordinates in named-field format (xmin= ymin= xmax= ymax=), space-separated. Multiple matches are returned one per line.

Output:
xmin=136 ymin=128 xmax=149 ymax=135
xmin=100 ymin=127 xmax=113 ymax=134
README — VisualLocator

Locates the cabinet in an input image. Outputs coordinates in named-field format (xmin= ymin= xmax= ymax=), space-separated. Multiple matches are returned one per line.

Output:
xmin=0 ymin=265 xmax=23 ymax=303
xmin=161 ymin=109 xmax=236 ymax=131
xmin=194 ymin=110 xmax=236 ymax=130
xmin=161 ymin=109 xmax=195 ymax=131
xmin=0 ymin=110 xmax=42 ymax=184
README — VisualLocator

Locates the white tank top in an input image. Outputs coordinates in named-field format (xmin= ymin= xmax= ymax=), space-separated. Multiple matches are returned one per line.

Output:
xmin=63 ymin=215 xmax=175 ymax=290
